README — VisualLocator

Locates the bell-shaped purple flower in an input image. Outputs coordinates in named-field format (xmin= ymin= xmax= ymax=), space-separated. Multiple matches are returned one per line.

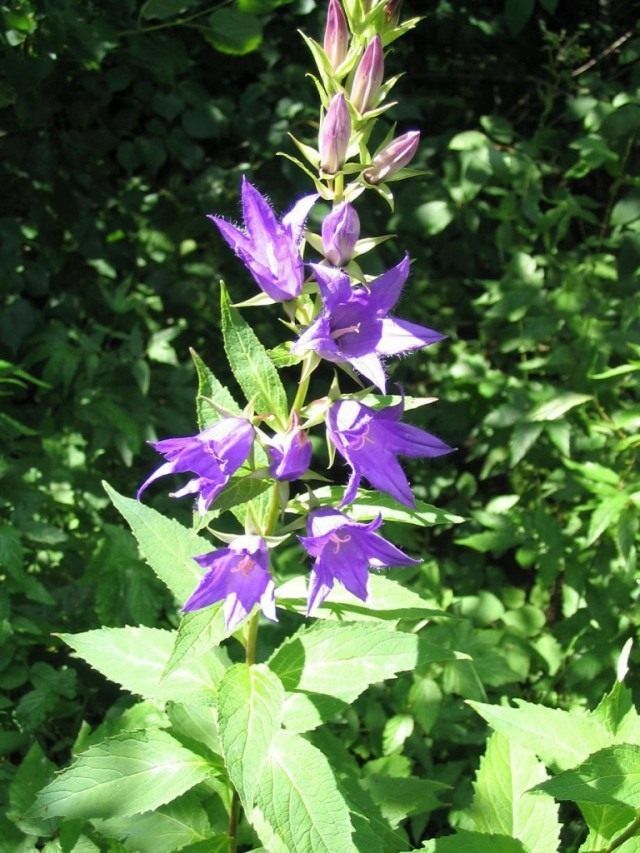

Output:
xmin=364 ymin=130 xmax=420 ymax=184
xmin=324 ymin=0 xmax=349 ymax=70
xmin=326 ymin=398 xmax=453 ymax=507
xmin=292 ymin=254 xmax=444 ymax=392
xmin=321 ymin=201 xmax=360 ymax=267
xmin=208 ymin=177 xmax=317 ymax=302
xmin=319 ymin=93 xmax=351 ymax=175
xmin=266 ymin=413 xmax=313 ymax=481
xmin=300 ymin=507 xmax=418 ymax=612
xmin=184 ymin=536 xmax=276 ymax=630
xmin=137 ymin=417 xmax=254 ymax=514
xmin=350 ymin=36 xmax=384 ymax=114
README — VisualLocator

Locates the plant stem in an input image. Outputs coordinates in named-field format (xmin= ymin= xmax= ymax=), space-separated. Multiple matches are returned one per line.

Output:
xmin=228 ymin=793 xmax=240 ymax=853
xmin=605 ymin=813 xmax=640 ymax=852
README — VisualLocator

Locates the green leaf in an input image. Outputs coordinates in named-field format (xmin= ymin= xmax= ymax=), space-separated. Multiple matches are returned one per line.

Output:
xmin=140 ymin=0 xmax=199 ymax=20
xmin=7 ymin=742 xmax=56 ymax=836
xmin=448 ymin=130 xmax=489 ymax=150
xmin=34 ymin=730 xmax=213 ymax=820
xmin=206 ymin=9 xmax=263 ymax=56
xmin=586 ymin=494 xmax=628 ymax=547
xmin=363 ymin=775 xmax=448 ymax=826
xmin=416 ymin=201 xmax=454 ymax=235
xmin=504 ymin=0 xmax=534 ymax=35
xmin=163 ymin=605 xmax=230 ymax=677
xmin=95 ymin=792 xmax=215 ymax=852
xmin=59 ymin=626 xmax=228 ymax=705
xmin=468 ymin=733 xmax=560 ymax=853
xmin=527 ymin=392 xmax=591 ymax=422
xmin=288 ymin=486 xmax=464 ymax=526
xmin=217 ymin=664 xmax=284 ymax=810
xmin=190 ymin=347 xmax=241 ymax=429
xmin=533 ymin=744 xmax=640 ymax=808
xmin=250 ymin=730 xmax=354 ymax=852
xmin=578 ymin=803 xmax=637 ymax=852
xmin=104 ymin=482 xmax=208 ymax=601
xmin=220 ymin=283 xmax=288 ymax=426
xmin=422 ymin=830 xmax=527 ymax=852
xmin=469 ymin=699 xmax=611 ymax=772
xmin=510 ymin=421 xmax=543 ymax=466
xmin=208 ymin=475 xmax=271 ymax=518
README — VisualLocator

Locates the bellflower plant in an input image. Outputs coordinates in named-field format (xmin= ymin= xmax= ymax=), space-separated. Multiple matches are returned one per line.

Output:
xmin=47 ymin=4 xmax=463 ymax=851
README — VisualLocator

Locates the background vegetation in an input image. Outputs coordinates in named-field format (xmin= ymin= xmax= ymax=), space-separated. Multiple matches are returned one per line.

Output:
xmin=1 ymin=0 xmax=639 ymax=849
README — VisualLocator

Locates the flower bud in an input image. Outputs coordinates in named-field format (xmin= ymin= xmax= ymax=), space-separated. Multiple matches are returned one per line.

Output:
xmin=364 ymin=130 xmax=420 ymax=184
xmin=319 ymin=94 xmax=351 ymax=174
xmin=350 ymin=36 xmax=384 ymax=114
xmin=323 ymin=0 xmax=348 ymax=70
xmin=321 ymin=201 xmax=360 ymax=266
xmin=384 ymin=0 xmax=403 ymax=25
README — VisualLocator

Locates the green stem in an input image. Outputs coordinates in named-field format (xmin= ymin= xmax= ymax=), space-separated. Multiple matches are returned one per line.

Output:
xmin=228 ymin=793 xmax=240 ymax=853
xmin=605 ymin=814 xmax=640 ymax=852
xmin=291 ymin=369 xmax=311 ymax=415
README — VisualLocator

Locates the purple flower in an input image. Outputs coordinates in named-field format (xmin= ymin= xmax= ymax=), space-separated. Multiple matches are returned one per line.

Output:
xmin=184 ymin=536 xmax=276 ymax=630
xmin=299 ymin=507 xmax=418 ymax=612
xmin=267 ymin=413 xmax=313 ymax=481
xmin=321 ymin=201 xmax=360 ymax=267
xmin=208 ymin=177 xmax=317 ymax=302
xmin=319 ymin=93 xmax=351 ymax=175
xmin=292 ymin=254 xmax=444 ymax=392
xmin=137 ymin=417 xmax=254 ymax=514
xmin=326 ymin=398 xmax=453 ymax=506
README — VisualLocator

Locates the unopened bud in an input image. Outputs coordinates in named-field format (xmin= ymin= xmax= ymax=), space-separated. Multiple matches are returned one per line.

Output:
xmin=319 ymin=94 xmax=351 ymax=174
xmin=350 ymin=36 xmax=384 ymax=114
xmin=364 ymin=130 xmax=420 ymax=184
xmin=321 ymin=202 xmax=360 ymax=266
xmin=384 ymin=0 xmax=403 ymax=25
xmin=323 ymin=0 xmax=349 ymax=70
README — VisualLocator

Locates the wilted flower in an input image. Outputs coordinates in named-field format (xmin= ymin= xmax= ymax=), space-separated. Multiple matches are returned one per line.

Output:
xmin=293 ymin=254 xmax=443 ymax=391
xmin=364 ymin=130 xmax=420 ymax=184
xmin=137 ymin=417 xmax=254 ymax=514
xmin=184 ymin=536 xmax=276 ymax=630
xmin=327 ymin=398 xmax=453 ymax=506
xmin=350 ymin=36 xmax=384 ymax=114
xmin=324 ymin=0 xmax=349 ymax=70
xmin=321 ymin=201 xmax=360 ymax=266
xmin=266 ymin=413 xmax=313 ymax=481
xmin=319 ymin=93 xmax=351 ymax=174
xmin=300 ymin=507 xmax=418 ymax=612
xmin=209 ymin=177 xmax=316 ymax=301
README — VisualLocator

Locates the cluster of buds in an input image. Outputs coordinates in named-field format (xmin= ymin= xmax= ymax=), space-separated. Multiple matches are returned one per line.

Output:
xmin=137 ymin=0 xmax=450 ymax=631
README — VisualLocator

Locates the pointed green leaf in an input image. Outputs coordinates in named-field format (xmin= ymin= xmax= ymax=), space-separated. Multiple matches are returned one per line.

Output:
xmin=422 ymin=830 xmax=526 ymax=852
xmin=217 ymin=663 xmax=284 ymax=810
xmin=34 ymin=730 xmax=213 ymax=820
xmin=59 ymin=626 xmax=228 ymax=705
xmin=527 ymin=392 xmax=591 ymax=422
xmin=250 ymin=730 xmax=354 ymax=852
xmin=468 ymin=733 xmax=560 ymax=853
xmin=190 ymin=347 xmax=241 ymax=429
xmin=104 ymin=482 xmax=208 ymax=602
xmin=362 ymin=775 xmax=448 ymax=827
xmin=220 ymin=282 xmax=288 ymax=426
xmin=163 ymin=605 xmax=229 ymax=677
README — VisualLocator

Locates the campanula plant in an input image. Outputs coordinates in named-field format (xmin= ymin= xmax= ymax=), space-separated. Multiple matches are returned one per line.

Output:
xmin=34 ymin=3 xmax=463 ymax=850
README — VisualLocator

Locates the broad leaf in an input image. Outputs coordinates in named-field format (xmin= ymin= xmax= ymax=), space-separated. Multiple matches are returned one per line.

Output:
xmin=422 ymin=830 xmax=526 ymax=852
xmin=34 ymin=730 xmax=213 ymax=820
xmin=469 ymin=699 xmax=611 ymax=771
xmin=59 ymin=626 xmax=229 ymax=705
xmin=217 ymin=664 xmax=284 ymax=810
xmin=220 ymin=282 xmax=288 ymax=426
xmin=578 ymin=802 xmax=637 ymax=852
xmin=104 ymin=482 xmax=207 ymax=601
xmin=250 ymin=730 xmax=354 ymax=852
xmin=362 ymin=775 xmax=448 ymax=827
xmin=468 ymin=732 xmax=560 ymax=853
xmin=190 ymin=347 xmax=241 ymax=429
xmin=163 ymin=605 xmax=229 ymax=677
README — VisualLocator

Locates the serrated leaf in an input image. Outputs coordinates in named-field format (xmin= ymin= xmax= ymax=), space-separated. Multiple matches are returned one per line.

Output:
xmin=527 ymin=392 xmax=591 ymax=422
xmin=469 ymin=699 xmax=611 ymax=771
xmin=220 ymin=283 xmax=288 ymax=427
xmin=250 ymin=730 xmax=354 ymax=852
xmin=533 ymin=744 xmax=640 ymax=808
xmin=208 ymin=475 xmax=271 ymax=518
xmin=163 ymin=605 xmax=230 ymax=677
xmin=217 ymin=664 xmax=284 ymax=810
xmin=190 ymin=348 xmax=241 ymax=429
xmin=468 ymin=732 xmax=560 ymax=853
xmin=363 ymin=775 xmax=447 ymax=827
xmin=104 ymin=482 xmax=208 ymax=601
xmin=34 ymin=730 xmax=213 ymax=820
xmin=59 ymin=626 xmax=228 ymax=705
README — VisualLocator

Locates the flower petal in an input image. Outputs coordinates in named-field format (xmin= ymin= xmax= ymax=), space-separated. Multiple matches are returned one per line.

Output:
xmin=348 ymin=353 xmax=387 ymax=392
xmin=283 ymin=193 xmax=318 ymax=245
xmin=368 ymin=254 xmax=410 ymax=314
xmin=375 ymin=317 xmax=445 ymax=356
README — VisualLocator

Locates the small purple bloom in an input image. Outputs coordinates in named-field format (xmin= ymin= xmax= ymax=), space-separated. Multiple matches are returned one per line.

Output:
xmin=324 ymin=0 xmax=349 ymax=70
xmin=321 ymin=201 xmax=360 ymax=267
xmin=208 ymin=177 xmax=317 ymax=302
xmin=184 ymin=536 xmax=276 ymax=630
xmin=327 ymin=398 xmax=453 ymax=507
xmin=350 ymin=36 xmax=384 ymax=115
xmin=300 ymin=507 xmax=418 ymax=612
xmin=293 ymin=254 xmax=444 ymax=392
xmin=267 ymin=413 xmax=313 ymax=481
xmin=137 ymin=417 xmax=254 ymax=514
xmin=319 ymin=93 xmax=351 ymax=175
xmin=364 ymin=130 xmax=420 ymax=184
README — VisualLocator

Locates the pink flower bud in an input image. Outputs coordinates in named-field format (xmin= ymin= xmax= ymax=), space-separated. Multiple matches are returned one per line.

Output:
xmin=385 ymin=0 xmax=403 ymax=25
xmin=319 ymin=94 xmax=351 ymax=174
xmin=364 ymin=130 xmax=420 ymax=184
xmin=323 ymin=0 xmax=349 ymax=70
xmin=350 ymin=36 xmax=384 ymax=114
xmin=321 ymin=201 xmax=360 ymax=266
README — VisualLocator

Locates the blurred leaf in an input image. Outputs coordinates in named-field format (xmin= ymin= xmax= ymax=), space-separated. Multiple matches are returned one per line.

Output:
xmin=206 ymin=9 xmax=263 ymax=56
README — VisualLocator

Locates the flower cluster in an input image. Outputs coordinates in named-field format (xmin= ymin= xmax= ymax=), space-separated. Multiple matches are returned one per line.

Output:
xmin=137 ymin=0 xmax=452 ymax=630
